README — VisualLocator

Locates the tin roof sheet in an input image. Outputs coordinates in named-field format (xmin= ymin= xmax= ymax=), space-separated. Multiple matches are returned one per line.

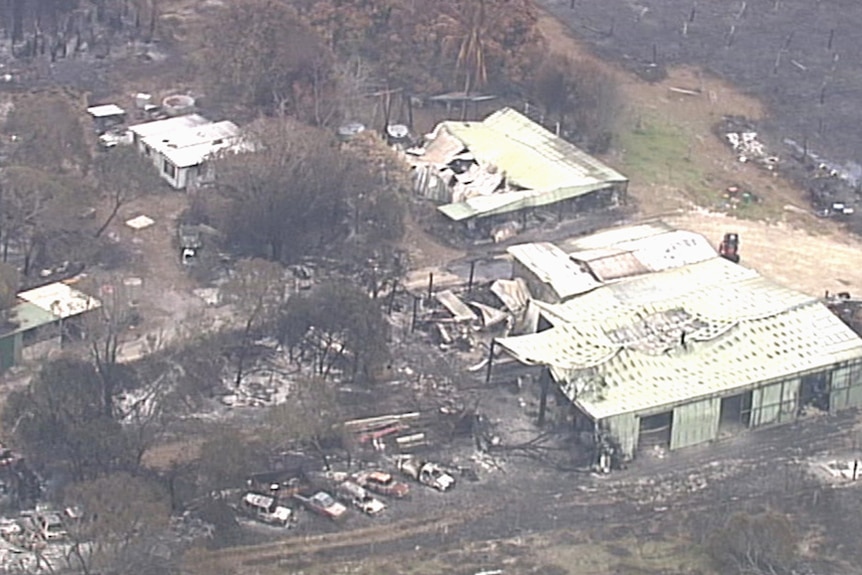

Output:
xmin=508 ymin=242 xmax=601 ymax=300
xmin=18 ymin=282 xmax=101 ymax=319
xmin=431 ymin=108 xmax=627 ymax=220
xmin=127 ymin=114 xmax=210 ymax=139
xmin=87 ymin=104 xmax=125 ymax=118
xmin=568 ymin=228 xmax=718 ymax=281
xmin=0 ymin=301 xmax=58 ymax=337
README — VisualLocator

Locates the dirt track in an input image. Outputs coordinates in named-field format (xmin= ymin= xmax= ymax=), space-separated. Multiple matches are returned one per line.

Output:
xmin=187 ymin=410 xmax=862 ymax=574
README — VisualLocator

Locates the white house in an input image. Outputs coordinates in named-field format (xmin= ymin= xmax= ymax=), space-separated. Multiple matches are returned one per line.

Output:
xmin=127 ymin=114 xmax=247 ymax=189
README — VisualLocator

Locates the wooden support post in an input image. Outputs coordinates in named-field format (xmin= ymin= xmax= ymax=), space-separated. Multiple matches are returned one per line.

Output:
xmin=467 ymin=260 xmax=476 ymax=293
xmin=484 ymin=340 xmax=496 ymax=385
xmin=538 ymin=369 xmax=550 ymax=426
xmin=427 ymin=272 xmax=434 ymax=301
xmin=387 ymin=280 xmax=397 ymax=315
xmin=411 ymin=296 xmax=419 ymax=333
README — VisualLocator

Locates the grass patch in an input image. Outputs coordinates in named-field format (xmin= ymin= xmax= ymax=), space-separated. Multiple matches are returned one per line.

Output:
xmin=617 ymin=116 xmax=711 ymax=200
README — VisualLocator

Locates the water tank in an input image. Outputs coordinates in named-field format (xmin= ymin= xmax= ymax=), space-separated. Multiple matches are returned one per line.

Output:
xmin=162 ymin=94 xmax=196 ymax=117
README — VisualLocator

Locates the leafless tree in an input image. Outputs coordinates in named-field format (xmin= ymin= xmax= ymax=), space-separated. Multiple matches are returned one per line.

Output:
xmin=222 ymin=258 xmax=286 ymax=387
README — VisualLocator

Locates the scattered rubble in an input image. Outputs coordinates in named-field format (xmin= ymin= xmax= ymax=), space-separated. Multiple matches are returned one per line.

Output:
xmin=725 ymin=131 xmax=779 ymax=171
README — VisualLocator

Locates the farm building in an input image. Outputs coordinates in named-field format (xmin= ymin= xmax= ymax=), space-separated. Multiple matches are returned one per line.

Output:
xmin=407 ymin=107 xmax=628 ymax=236
xmin=493 ymin=224 xmax=862 ymax=461
xmin=127 ymin=114 xmax=247 ymax=189
xmin=0 ymin=282 xmax=101 ymax=370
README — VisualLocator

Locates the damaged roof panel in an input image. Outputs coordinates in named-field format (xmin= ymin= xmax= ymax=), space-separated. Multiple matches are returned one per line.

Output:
xmin=417 ymin=130 xmax=466 ymax=166
xmin=568 ymin=227 xmax=718 ymax=281
xmin=435 ymin=289 xmax=478 ymax=322
xmin=496 ymin=256 xmax=862 ymax=419
xmin=438 ymin=182 xmax=611 ymax=221
xmin=581 ymin=252 xmax=649 ymax=282
xmin=508 ymin=242 xmax=602 ymax=300
xmin=561 ymin=222 xmax=674 ymax=252
xmin=422 ymin=108 xmax=627 ymax=221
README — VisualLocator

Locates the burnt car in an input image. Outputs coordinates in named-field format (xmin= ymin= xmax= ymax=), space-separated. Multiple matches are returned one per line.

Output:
xmin=353 ymin=470 xmax=410 ymax=499
xmin=396 ymin=457 xmax=455 ymax=492
xmin=336 ymin=481 xmax=386 ymax=516
xmin=293 ymin=491 xmax=348 ymax=521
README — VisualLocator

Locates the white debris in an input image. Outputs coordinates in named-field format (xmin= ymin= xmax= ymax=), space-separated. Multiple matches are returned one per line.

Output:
xmin=725 ymin=131 xmax=779 ymax=171
xmin=125 ymin=215 xmax=156 ymax=230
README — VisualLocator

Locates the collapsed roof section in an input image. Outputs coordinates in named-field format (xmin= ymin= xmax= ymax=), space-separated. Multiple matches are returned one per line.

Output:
xmin=407 ymin=108 xmax=628 ymax=222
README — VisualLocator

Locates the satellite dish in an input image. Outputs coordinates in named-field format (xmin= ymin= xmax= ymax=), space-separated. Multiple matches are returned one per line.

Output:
xmin=386 ymin=124 xmax=410 ymax=140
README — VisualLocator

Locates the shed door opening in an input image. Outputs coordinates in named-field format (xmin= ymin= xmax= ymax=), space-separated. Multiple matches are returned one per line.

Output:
xmin=638 ymin=412 xmax=672 ymax=451
xmin=800 ymin=372 xmax=830 ymax=413
xmin=720 ymin=391 xmax=752 ymax=432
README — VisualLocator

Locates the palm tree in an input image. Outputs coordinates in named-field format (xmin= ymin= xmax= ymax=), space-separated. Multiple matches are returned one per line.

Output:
xmin=436 ymin=0 xmax=495 ymax=116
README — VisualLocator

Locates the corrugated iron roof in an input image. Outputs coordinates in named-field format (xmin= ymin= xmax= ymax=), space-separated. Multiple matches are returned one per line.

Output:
xmin=438 ymin=182 xmax=611 ymax=221
xmin=561 ymin=222 xmax=673 ymax=252
xmin=18 ymin=282 xmax=101 ymax=319
xmin=87 ymin=104 xmax=125 ymax=118
xmin=507 ymin=242 xmax=601 ymax=300
xmin=496 ymin=257 xmax=862 ymax=419
xmin=435 ymin=290 xmax=478 ymax=322
xmin=128 ymin=114 xmax=210 ymax=139
xmin=568 ymin=227 xmax=718 ymax=281
xmin=0 ymin=301 xmax=58 ymax=337
xmin=430 ymin=108 xmax=626 ymax=221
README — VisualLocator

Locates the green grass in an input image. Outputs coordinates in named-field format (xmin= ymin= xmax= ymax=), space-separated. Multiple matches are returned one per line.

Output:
xmin=617 ymin=116 xmax=711 ymax=198
xmin=615 ymin=115 xmax=789 ymax=222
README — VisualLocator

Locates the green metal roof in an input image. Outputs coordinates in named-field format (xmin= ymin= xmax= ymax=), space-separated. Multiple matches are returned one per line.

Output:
xmin=0 ymin=301 xmax=58 ymax=338
xmin=438 ymin=182 xmax=611 ymax=221
xmin=436 ymin=108 xmax=627 ymax=221
xmin=496 ymin=257 xmax=862 ymax=420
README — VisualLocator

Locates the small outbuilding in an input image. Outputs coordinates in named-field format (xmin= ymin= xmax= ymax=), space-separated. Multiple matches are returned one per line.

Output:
xmin=127 ymin=114 xmax=247 ymax=189
xmin=87 ymin=104 xmax=126 ymax=133
xmin=0 ymin=282 xmax=102 ymax=371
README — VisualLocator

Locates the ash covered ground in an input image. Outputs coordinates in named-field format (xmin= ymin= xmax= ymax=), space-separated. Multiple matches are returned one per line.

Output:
xmin=541 ymin=0 xmax=862 ymax=229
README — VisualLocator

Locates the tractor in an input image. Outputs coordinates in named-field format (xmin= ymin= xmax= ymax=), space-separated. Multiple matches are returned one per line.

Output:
xmin=718 ymin=233 xmax=740 ymax=263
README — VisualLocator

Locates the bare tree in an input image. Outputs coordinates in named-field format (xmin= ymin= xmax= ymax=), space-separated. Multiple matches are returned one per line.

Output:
xmin=196 ymin=0 xmax=336 ymax=118
xmin=222 ymin=258 xmax=286 ymax=387
xmin=531 ymin=54 xmax=620 ymax=153
xmin=64 ymin=472 xmax=172 ymax=575
xmin=81 ymin=278 xmax=138 ymax=418
xmin=92 ymin=145 xmax=162 ymax=238
xmin=265 ymin=375 xmax=344 ymax=469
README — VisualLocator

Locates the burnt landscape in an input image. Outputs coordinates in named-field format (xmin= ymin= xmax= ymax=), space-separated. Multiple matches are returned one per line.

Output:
xmin=0 ymin=1 xmax=860 ymax=574
xmin=541 ymin=0 xmax=862 ymax=231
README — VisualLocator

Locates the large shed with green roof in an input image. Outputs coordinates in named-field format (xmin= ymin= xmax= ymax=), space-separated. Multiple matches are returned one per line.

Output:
xmin=494 ymin=231 xmax=862 ymax=460
xmin=409 ymin=108 xmax=628 ymax=227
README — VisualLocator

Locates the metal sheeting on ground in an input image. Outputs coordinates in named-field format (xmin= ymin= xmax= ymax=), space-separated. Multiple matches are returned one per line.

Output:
xmin=435 ymin=290 xmax=478 ymax=322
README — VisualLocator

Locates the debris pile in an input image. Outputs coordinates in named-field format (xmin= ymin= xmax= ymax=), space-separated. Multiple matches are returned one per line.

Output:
xmin=725 ymin=131 xmax=779 ymax=170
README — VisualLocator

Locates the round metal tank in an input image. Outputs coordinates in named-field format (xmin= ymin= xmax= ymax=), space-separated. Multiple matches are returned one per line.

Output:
xmin=162 ymin=94 xmax=196 ymax=117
